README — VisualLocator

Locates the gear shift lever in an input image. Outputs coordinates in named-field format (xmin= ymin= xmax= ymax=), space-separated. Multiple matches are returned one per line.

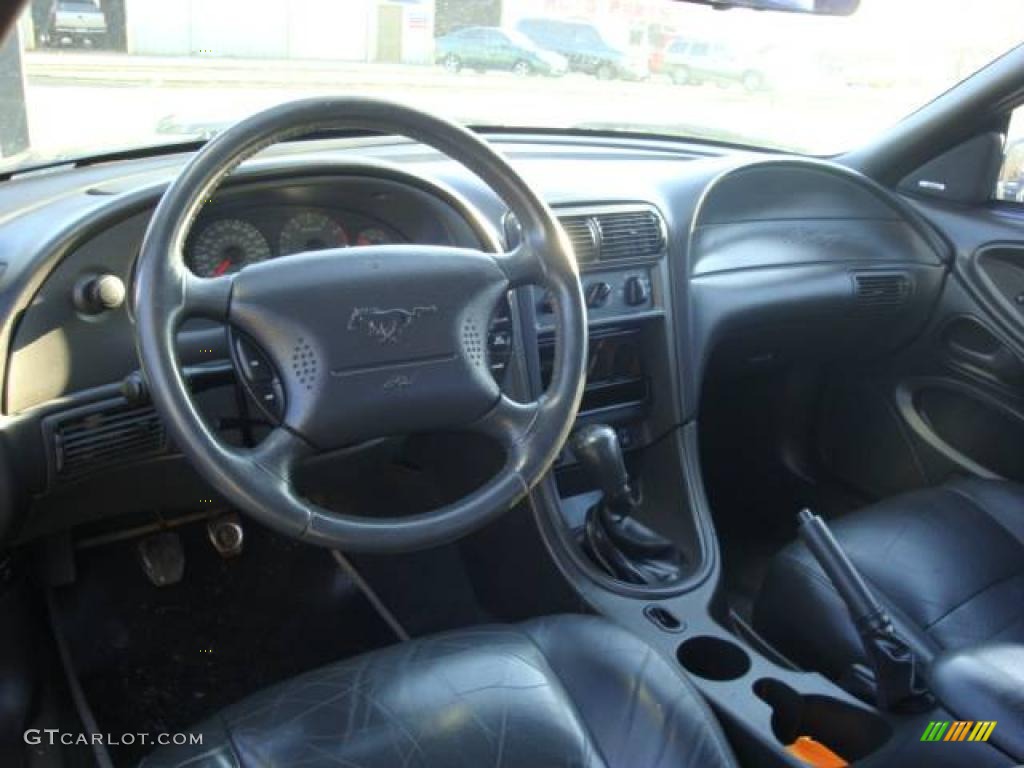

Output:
xmin=571 ymin=424 xmax=633 ymax=508
xmin=570 ymin=425 xmax=684 ymax=585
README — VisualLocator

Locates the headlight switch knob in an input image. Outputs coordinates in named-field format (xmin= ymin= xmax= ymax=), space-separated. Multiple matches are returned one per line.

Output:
xmin=74 ymin=273 xmax=126 ymax=314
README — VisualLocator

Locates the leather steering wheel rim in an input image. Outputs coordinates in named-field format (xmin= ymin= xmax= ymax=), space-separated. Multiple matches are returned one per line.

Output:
xmin=133 ymin=97 xmax=587 ymax=553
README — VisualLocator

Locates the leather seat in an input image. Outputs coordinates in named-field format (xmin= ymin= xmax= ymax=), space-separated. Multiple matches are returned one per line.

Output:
xmin=140 ymin=614 xmax=736 ymax=768
xmin=754 ymin=477 xmax=1024 ymax=682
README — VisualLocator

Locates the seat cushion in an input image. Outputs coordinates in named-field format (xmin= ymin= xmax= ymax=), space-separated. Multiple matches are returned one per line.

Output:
xmin=754 ymin=477 xmax=1024 ymax=681
xmin=929 ymin=643 xmax=1024 ymax=761
xmin=140 ymin=614 xmax=736 ymax=768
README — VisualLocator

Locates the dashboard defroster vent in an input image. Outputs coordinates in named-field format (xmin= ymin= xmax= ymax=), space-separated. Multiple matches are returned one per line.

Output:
xmin=594 ymin=210 xmax=664 ymax=261
xmin=48 ymin=402 xmax=167 ymax=480
xmin=853 ymin=272 xmax=912 ymax=310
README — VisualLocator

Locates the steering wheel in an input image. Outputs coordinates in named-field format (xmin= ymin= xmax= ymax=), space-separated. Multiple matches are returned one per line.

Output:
xmin=133 ymin=98 xmax=587 ymax=553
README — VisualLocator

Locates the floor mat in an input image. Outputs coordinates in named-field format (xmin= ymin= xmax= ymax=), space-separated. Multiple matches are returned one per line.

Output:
xmin=52 ymin=519 xmax=397 ymax=766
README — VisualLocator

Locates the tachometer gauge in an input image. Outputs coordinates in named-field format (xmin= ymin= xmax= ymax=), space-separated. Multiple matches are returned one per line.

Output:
xmin=355 ymin=227 xmax=393 ymax=246
xmin=279 ymin=210 xmax=349 ymax=255
xmin=190 ymin=219 xmax=271 ymax=277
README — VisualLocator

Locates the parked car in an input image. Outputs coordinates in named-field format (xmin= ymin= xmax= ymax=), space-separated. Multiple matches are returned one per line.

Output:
xmin=515 ymin=17 xmax=648 ymax=81
xmin=659 ymin=39 xmax=768 ymax=91
xmin=435 ymin=27 xmax=568 ymax=77
xmin=40 ymin=0 xmax=107 ymax=48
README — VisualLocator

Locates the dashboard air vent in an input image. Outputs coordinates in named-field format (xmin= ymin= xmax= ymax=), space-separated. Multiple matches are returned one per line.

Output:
xmin=51 ymin=403 xmax=167 ymax=479
xmin=508 ymin=206 xmax=665 ymax=266
xmin=558 ymin=215 xmax=598 ymax=264
xmin=594 ymin=210 xmax=664 ymax=261
xmin=853 ymin=272 xmax=912 ymax=310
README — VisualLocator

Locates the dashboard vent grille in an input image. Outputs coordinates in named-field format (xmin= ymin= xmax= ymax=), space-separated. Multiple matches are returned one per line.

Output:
xmin=52 ymin=403 xmax=167 ymax=479
xmin=509 ymin=206 xmax=665 ymax=266
xmin=594 ymin=210 xmax=664 ymax=261
xmin=558 ymin=215 xmax=598 ymax=264
xmin=853 ymin=272 xmax=912 ymax=310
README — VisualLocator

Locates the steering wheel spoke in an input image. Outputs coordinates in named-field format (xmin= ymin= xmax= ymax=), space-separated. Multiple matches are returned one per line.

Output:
xmin=182 ymin=272 xmax=234 ymax=321
xmin=492 ymin=243 xmax=544 ymax=288
xmin=472 ymin=394 xmax=542 ymax=463
xmin=247 ymin=426 xmax=315 ymax=480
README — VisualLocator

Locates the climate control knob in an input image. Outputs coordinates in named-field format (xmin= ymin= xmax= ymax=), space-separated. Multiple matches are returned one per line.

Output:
xmin=585 ymin=281 xmax=612 ymax=309
xmin=624 ymin=276 xmax=650 ymax=306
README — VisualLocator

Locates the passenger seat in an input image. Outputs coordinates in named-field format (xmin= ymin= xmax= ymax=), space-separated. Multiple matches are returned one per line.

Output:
xmin=753 ymin=477 xmax=1024 ymax=682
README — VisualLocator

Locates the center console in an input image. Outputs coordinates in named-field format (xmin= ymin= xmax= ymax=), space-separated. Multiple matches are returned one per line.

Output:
xmin=515 ymin=202 xmax=674 ymax=444
xmin=508 ymin=202 xmax=711 ymax=594
xmin=502 ymin=202 xmax=669 ymax=440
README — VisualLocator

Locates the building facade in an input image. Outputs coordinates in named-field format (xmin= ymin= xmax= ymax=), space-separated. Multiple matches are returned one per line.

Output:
xmin=124 ymin=0 xmax=435 ymax=63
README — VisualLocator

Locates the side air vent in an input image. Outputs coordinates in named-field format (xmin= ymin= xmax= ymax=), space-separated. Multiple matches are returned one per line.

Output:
xmin=48 ymin=402 xmax=167 ymax=480
xmin=594 ymin=210 xmax=664 ymax=261
xmin=559 ymin=215 xmax=599 ymax=264
xmin=853 ymin=272 xmax=912 ymax=310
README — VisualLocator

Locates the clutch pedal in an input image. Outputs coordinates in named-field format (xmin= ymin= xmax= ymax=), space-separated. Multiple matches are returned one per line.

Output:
xmin=137 ymin=531 xmax=185 ymax=586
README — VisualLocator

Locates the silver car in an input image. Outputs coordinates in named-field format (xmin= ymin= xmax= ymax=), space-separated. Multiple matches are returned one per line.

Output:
xmin=44 ymin=0 xmax=107 ymax=48
xmin=660 ymin=39 xmax=767 ymax=92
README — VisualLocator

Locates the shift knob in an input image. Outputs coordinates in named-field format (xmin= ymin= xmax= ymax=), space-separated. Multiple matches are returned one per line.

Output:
xmin=570 ymin=424 xmax=631 ymax=504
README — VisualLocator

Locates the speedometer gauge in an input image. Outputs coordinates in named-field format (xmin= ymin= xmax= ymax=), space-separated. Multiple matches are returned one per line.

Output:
xmin=356 ymin=227 xmax=393 ymax=246
xmin=279 ymin=210 xmax=348 ymax=255
xmin=190 ymin=219 xmax=270 ymax=277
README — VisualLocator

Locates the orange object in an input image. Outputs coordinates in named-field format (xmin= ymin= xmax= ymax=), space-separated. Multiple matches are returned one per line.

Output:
xmin=786 ymin=736 xmax=848 ymax=768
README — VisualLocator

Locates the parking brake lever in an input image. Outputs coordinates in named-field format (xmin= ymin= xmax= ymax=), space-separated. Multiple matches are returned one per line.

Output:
xmin=797 ymin=509 xmax=932 ymax=712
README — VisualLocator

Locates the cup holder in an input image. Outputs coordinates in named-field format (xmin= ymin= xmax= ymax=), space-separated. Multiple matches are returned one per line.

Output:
xmin=754 ymin=678 xmax=891 ymax=760
xmin=677 ymin=635 xmax=751 ymax=681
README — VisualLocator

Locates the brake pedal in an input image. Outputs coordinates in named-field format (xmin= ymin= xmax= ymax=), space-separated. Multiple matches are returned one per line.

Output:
xmin=137 ymin=532 xmax=185 ymax=586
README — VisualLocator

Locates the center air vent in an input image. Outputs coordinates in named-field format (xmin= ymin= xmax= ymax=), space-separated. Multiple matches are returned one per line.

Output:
xmin=594 ymin=210 xmax=665 ymax=261
xmin=558 ymin=215 xmax=599 ymax=263
xmin=853 ymin=272 xmax=912 ymax=310
xmin=505 ymin=205 xmax=666 ymax=266
xmin=48 ymin=402 xmax=167 ymax=480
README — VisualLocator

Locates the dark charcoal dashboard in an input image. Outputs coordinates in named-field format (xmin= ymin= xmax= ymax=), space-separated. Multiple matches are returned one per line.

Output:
xmin=0 ymin=137 xmax=949 ymax=544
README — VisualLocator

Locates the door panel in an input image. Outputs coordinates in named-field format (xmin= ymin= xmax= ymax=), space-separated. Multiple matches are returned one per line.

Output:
xmin=905 ymin=202 xmax=1024 ymax=481
xmin=376 ymin=5 xmax=403 ymax=63
xmin=818 ymin=199 xmax=1024 ymax=497
xmin=896 ymin=377 xmax=1024 ymax=482
xmin=975 ymin=244 xmax=1024 ymax=324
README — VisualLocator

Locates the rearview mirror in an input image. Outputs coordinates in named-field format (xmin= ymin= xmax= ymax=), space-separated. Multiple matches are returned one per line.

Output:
xmin=674 ymin=0 xmax=859 ymax=15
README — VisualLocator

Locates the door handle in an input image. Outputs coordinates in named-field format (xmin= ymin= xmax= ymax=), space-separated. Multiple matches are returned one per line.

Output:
xmin=943 ymin=316 xmax=1024 ymax=384
xmin=947 ymin=338 xmax=1024 ymax=382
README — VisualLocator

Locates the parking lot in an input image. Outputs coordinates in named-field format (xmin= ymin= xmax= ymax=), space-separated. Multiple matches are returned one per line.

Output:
xmin=20 ymin=50 xmax=914 ymax=164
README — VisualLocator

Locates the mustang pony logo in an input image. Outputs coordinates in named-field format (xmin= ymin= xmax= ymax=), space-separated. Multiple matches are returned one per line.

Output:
xmin=347 ymin=305 xmax=437 ymax=344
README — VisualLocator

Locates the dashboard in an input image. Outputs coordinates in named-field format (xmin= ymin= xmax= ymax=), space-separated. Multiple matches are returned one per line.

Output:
xmin=0 ymin=136 xmax=950 ymax=544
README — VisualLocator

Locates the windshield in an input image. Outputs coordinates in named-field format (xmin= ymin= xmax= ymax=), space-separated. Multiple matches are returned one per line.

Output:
xmin=0 ymin=0 xmax=1019 ymax=173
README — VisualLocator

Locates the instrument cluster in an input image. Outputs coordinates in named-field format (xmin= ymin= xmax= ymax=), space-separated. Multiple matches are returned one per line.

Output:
xmin=186 ymin=206 xmax=402 ymax=277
